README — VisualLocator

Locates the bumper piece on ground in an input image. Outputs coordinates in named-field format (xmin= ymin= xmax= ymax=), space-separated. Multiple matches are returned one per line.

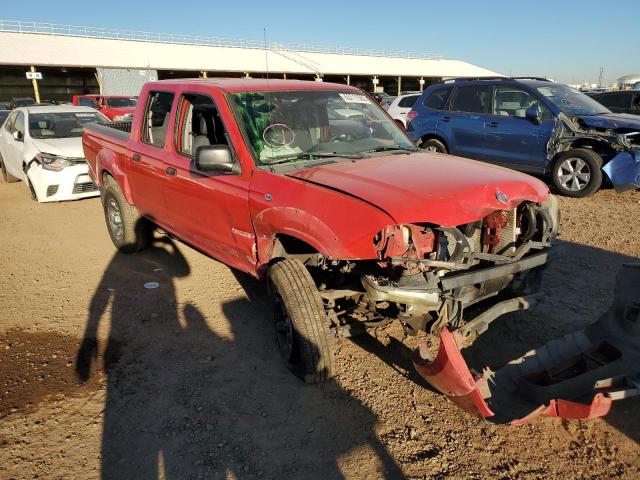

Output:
xmin=603 ymin=150 xmax=640 ymax=193
xmin=412 ymin=263 xmax=640 ymax=425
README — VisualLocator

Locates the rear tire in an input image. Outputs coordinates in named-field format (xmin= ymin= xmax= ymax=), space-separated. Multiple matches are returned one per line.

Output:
xmin=420 ymin=138 xmax=448 ymax=154
xmin=551 ymin=148 xmax=603 ymax=198
xmin=102 ymin=175 xmax=152 ymax=253
xmin=0 ymin=155 xmax=19 ymax=183
xmin=269 ymin=259 xmax=334 ymax=383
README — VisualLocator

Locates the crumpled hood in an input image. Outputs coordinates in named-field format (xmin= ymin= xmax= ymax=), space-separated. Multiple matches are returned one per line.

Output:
xmin=576 ymin=113 xmax=640 ymax=131
xmin=286 ymin=153 xmax=549 ymax=226
xmin=31 ymin=137 xmax=85 ymax=159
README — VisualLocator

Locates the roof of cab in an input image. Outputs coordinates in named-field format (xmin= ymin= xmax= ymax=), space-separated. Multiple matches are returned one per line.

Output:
xmin=144 ymin=78 xmax=362 ymax=93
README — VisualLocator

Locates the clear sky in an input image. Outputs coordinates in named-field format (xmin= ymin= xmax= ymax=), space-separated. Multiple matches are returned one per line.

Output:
xmin=5 ymin=0 xmax=639 ymax=85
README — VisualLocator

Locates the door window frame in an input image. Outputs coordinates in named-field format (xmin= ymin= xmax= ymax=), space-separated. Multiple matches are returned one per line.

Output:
xmin=140 ymin=90 xmax=176 ymax=149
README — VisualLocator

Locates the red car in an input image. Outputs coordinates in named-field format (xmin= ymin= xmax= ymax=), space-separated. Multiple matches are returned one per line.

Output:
xmin=83 ymin=79 xmax=607 ymax=423
xmin=72 ymin=95 xmax=137 ymax=121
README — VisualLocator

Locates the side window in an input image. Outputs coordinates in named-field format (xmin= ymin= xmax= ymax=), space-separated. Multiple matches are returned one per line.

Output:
xmin=4 ymin=111 xmax=17 ymax=132
xmin=424 ymin=87 xmax=452 ymax=110
xmin=13 ymin=112 xmax=25 ymax=135
xmin=175 ymin=93 xmax=229 ymax=157
xmin=78 ymin=98 xmax=98 ymax=108
xmin=633 ymin=94 xmax=640 ymax=111
xmin=449 ymin=86 xmax=492 ymax=114
xmin=141 ymin=91 xmax=175 ymax=148
xmin=398 ymin=95 xmax=420 ymax=108
xmin=493 ymin=86 xmax=552 ymax=119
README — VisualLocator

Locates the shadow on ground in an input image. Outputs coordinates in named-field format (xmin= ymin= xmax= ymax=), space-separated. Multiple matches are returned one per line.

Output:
xmin=76 ymin=238 xmax=405 ymax=480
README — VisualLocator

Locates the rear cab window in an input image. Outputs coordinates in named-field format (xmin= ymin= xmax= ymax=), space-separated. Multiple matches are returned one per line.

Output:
xmin=141 ymin=91 xmax=175 ymax=148
xmin=449 ymin=85 xmax=492 ymax=114
xmin=423 ymin=87 xmax=452 ymax=110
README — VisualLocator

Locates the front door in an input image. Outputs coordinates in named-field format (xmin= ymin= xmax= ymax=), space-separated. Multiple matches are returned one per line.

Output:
xmin=129 ymin=90 xmax=176 ymax=225
xmin=484 ymin=86 xmax=554 ymax=172
xmin=161 ymin=91 xmax=254 ymax=273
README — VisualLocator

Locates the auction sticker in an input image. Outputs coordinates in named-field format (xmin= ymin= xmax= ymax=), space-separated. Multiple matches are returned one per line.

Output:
xmin=339 ymin=93 xmax=369 ymax=104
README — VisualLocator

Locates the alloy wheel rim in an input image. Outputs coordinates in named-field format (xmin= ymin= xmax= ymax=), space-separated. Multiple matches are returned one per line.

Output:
xmin=107 ymin=199 xmax=123 ymax=241
xmin=557 ymin=157 xmax=591 ymax=192
xmin=425 ymin=145 xmax=439 ymax=152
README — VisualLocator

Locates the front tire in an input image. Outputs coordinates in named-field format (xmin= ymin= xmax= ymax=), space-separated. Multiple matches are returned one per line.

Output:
xmin=420 ymin=138 xmax=448 ymax=154
xmin=551 ymin=148 xmax=603 ymax=198
xmin=269 ymin=259 xmax=334 ymax=383
xmin=102 ymin=175 xmax=152 ymax=253
xmin=0 ymin=155 xmax=19 ymax=183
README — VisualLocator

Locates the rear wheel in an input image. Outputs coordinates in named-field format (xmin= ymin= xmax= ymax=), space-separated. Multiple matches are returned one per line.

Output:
xmin=0 ymin=154 xmax=19 ymax=183
xmin=551 ymin=148 xmax=603 ymax=198
xmin=420 ymin=138 xmax=448 ymax=154
xmin=269 ymin=259 xmax=334 ymax=383
xmin=102 ymin=175 xmax=152 ymax=253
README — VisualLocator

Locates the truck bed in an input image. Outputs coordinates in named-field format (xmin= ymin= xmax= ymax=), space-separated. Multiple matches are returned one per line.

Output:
xmin=85 ymin=121 xmax=132 ymax=142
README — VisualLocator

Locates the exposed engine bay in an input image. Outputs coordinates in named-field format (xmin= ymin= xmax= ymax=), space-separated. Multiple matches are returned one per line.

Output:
xmin=299 ymin=197 xmax=559 ymax=337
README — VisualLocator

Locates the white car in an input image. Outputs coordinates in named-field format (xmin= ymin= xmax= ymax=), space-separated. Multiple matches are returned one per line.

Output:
xmin=385 ymin=93 xmax=422 ymax=129
xmin=0 ymin=105 xmax=107 ymax=202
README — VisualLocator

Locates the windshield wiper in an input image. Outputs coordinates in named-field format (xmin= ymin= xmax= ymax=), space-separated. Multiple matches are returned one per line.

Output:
xmin=361 ymin=145 xmax=416 ymax=154
xmin=263 ymin=151 xmax=363 ymax=166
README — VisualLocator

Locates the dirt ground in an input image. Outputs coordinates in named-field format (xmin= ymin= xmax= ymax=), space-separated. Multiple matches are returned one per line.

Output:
xmin=1 ymin=180 xmax=639 ymax=480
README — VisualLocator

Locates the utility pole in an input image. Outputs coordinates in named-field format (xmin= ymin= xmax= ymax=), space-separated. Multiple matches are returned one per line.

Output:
xmin=598 ymin=67 xmax=604 ymax=88
xmin=30 ymin=66 xmax=41 ymax=103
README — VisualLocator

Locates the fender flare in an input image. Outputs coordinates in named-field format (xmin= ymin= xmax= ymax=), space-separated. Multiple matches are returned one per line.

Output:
xmin=97 ymin=148 xmax=134 ymax=204
xmin=253 ymin=207 xmax=349 ymax=264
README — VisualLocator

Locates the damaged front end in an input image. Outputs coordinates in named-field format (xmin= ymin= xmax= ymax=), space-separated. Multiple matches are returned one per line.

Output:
xmin=318 ymin=196 xmax=559 ymax=341
xmin=548 ymin=112 xmax=640 ymax=192
xmin=412 ymin=263 xmax=640 ymax=425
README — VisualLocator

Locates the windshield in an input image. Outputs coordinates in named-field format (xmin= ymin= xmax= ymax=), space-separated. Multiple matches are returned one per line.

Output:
xmin=232 ymin=89 xmax=415 ymax=167
xmin=29 ymin=112 xmax=108 ymax=139
xmin=537 ymin=84 xmax=611 ymax=116
xmin=107 ymin=97 xmax=137 ymax=108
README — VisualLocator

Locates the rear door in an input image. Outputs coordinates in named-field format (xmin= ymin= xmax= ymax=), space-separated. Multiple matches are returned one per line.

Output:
xmin=162 ymin=90 xmax=255 ymax=273
xmin=484 ymin=85 xmax=554 ymax=172
xmin=407 ymin=86 xmax=452 ymax=138
xmin=129 ymin=90 xmax=175 ymax=224
xmin=444 ymin=85 xmax=492 ymax=160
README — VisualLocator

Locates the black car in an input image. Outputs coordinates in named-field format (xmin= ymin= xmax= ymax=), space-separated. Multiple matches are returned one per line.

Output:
xmin=10 ymin=97 xmax=36 ymax=109
xmin=590 ymin=90 xmax=640 ymax=115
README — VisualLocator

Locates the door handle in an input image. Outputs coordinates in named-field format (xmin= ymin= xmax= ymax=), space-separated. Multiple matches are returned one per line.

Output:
xmin=165 ymin=167 xmax=177 ymax=176
xmin=488 ymin=121 xmax=500 ymax=127
xmin=132 ymin=154 xmax=141 ymax=162
xmin=442 ymin=116 xmax=451 ymax=122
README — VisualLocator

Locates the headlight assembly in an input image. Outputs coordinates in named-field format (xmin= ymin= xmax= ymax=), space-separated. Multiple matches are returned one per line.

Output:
xmin=36 ymin=153 xmax=76 ymax=171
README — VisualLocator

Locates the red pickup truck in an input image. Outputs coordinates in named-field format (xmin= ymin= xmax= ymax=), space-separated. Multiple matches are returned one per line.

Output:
xmin=83 ymin=79 xmax=560 ymax=401
xmin=73 ymin=95 xmax=137 ymax=121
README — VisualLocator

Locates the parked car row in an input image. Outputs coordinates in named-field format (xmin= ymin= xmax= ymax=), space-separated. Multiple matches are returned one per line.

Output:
xmin=72 ymin=95 xmax=138 ymax=121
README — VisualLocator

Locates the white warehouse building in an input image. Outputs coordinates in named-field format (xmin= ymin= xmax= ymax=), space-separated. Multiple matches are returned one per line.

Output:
xmin=0 ymin=20 xmax=501 ymax=102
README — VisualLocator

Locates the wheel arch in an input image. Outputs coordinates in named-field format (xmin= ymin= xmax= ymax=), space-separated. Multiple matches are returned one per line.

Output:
xmin=419 ymin=133 xmax=449 ymax=151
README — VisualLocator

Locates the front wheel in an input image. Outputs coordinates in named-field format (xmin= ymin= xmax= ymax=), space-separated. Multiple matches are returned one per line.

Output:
xmin=269 ymin=259 xmax=334 ymax=383
xmin=420 ymin=138 xmax=448 ymax=154
xmin=102 ymin=176 xmax=152 ymax=253
xmin=551 ymin=148 xmax=603 ymax=198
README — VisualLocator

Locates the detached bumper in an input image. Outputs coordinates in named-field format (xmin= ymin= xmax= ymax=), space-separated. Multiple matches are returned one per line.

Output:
xmin=603 ymin=150 xmax=640 ymax=193
xmin=412 ymin=263 xmax=640 ymax=425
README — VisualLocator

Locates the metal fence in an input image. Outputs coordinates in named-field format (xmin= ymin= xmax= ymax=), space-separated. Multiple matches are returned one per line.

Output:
xmin=0 ymin=19 xmax=443 ymax=61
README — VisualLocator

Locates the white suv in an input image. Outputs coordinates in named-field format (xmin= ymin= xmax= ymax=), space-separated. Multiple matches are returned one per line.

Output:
xmin=0 ymin=105 xmax=107 ymax=202
xmin=386 ymin=93 xmax=422 ymax=129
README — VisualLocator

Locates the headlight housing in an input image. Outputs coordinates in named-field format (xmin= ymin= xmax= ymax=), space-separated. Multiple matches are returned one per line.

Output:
xmin=36 ymin=153 xmax=76 ymax=171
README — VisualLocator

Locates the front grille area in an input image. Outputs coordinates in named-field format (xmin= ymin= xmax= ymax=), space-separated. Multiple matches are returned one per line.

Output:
xmin=46 ymin=185 xmax=59 ymax=197
xmin=72 ymin=182 xmax=98 ymax=194
xmin=446 ymin=209 xmax=518 ymax=258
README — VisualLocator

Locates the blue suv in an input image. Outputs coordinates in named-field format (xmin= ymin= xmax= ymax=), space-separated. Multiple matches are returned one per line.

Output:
xmin=406 ymin=77 xmax=640 ymax=197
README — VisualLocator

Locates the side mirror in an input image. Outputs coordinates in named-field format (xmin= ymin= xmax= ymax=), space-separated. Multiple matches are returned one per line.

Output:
xmin=525 ymin=106 xmax=542 ymax=125
xmin=195 ymin=145 xmax=238 ymax=174
xmin=12 ymin=130 xmax=23 ymax=141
